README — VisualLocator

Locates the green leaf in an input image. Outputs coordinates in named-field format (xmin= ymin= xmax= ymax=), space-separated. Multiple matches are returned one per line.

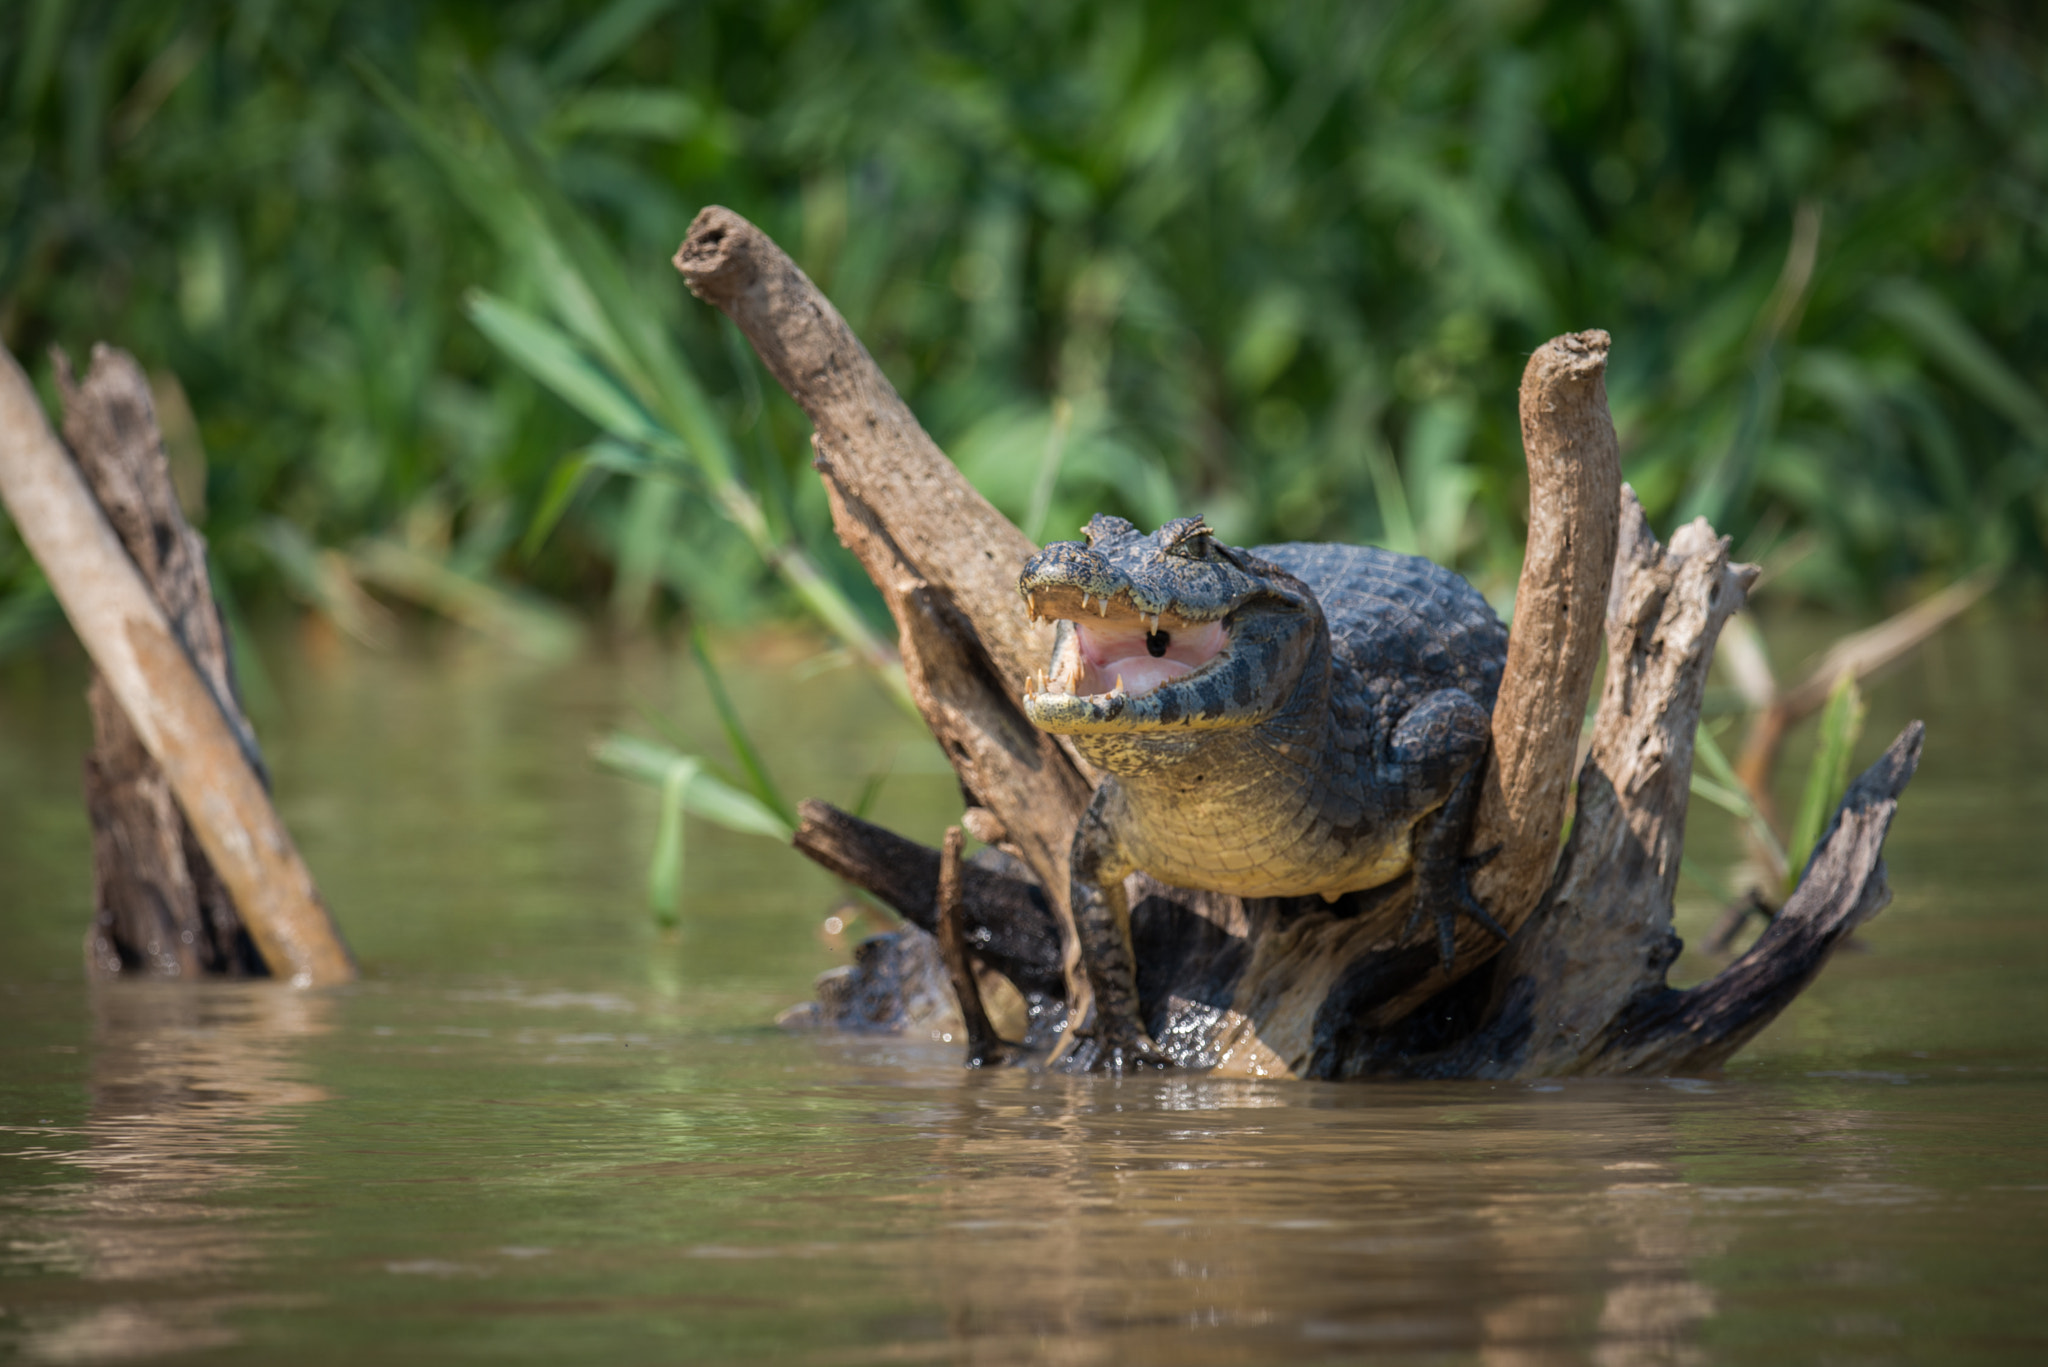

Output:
xmin=1692 ymin=722 xmax=1790 ymax=880
xmin=648 ymin=759 xmax=688 ymax=926
xmin=522 ymin=448 xmax=600 ymax=559
xmin=592 ymin=733 xmax=794 ymax=841
xmin=465 ymin=291 xmax=677 ymax=455
xmin=551 ymin=88 xmax=700 ymax=142
xmin=689 ymin=626 xmax=799 ymax=830
xmin=1873 ymin=278 xmax=2048 ymax=447
xmin=545 ymin=0 xmax=678 ymax=87
xmin=1785 ymin=672 xmax=1868 ymax=891
xmin=462 ymin=77 xmax=743 ymax=487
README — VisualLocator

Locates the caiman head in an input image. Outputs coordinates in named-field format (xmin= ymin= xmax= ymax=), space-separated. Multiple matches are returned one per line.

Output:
xmin=1018 ymin=514 xmax=1324 ymax=742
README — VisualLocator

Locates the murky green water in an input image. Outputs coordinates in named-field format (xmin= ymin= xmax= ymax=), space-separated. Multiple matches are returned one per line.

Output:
xmin=3 ymin=618 xmax=2046 ymax=1364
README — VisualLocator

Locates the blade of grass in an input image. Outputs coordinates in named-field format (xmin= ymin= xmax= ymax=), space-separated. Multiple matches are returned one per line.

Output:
xmin=466 ymin=291 xmax=681 ymax=457
xmin=851 ymin=744 xmax=897 ymax=821
xmin=689 ymin=624 xmax=798 ymax=829
xmin=1874 ymin=278 xmax=2048 ymax=446
xmin=1784 ymin=672 xmax=1867 ymax=890
xmin=1022 ymin=397 xmax=1072 ymax=544
xmin=592 ymin=732 xmax=793 ymax=840
xmin=648 ymin=756 xmax=688 ymax=926
xmin=1693 ymin=722 xmax=1790 ymax=882
xmin=459 ymin=83 xmax=911 ymax=703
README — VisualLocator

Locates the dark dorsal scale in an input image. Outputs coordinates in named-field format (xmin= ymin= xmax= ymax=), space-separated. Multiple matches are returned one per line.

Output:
xmin=1145 ymin=630 xmax=1170 ymax=657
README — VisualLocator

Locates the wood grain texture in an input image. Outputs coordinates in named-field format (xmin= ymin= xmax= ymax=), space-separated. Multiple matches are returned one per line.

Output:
xmin=1464 ymin=491 xmax=1757 ymax=1075
xmin=57 ymin=346 xmax=267 ymax=978
xmin=1588 ymin=721 xmax=1921 ymax=1075
xmin=791 ymin=798 xmax=1065 ymax=999
xmin=0 ymin=342 xmax=352 ymax=986
xmin=675 ymin=209 xmax=1918 ymax=1079
xmin=678 ymin=208 xmax=1095 ymax=1014
xmin=1471 ymin=330 xmax=1622 ymax=930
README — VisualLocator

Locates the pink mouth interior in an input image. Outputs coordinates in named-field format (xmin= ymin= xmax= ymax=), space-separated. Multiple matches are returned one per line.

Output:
xmin=1073 ymin=618 xmax=1227 ymax=697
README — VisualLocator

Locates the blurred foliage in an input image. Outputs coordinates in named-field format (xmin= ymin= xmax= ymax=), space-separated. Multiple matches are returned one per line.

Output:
xmin=4 ymin=0 xmax=2046 ymax=642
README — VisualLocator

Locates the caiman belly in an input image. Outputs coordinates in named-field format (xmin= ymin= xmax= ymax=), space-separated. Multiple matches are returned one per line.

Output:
xmin=1117 ymin=790 xmax=1419 ymax=899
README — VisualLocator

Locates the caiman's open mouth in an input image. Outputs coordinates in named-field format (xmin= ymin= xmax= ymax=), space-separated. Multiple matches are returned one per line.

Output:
xmin=1022 ymin=584 xmax=1229 ymax=704
xmin=1017 ymin=514 xmax=1308 ymax=735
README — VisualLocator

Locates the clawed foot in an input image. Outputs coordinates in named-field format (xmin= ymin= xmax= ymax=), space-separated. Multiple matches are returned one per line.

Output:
xmin=1406 ymin=844 xmax=1510 ymax=971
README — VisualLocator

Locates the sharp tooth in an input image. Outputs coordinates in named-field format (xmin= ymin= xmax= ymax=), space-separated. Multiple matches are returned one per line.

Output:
xmin=1098 ymin=598 xmax=1109 ymax=617
xmin=1081 ymin=592 xmax=1091 ymax=611
xmin=1114 ymin=674 xmax=1125 ymax=695
xmin=1027 ymin=592 xmax=1039 ymax=621
xmin=1147 ymin=614 xmax=1159 ymax=634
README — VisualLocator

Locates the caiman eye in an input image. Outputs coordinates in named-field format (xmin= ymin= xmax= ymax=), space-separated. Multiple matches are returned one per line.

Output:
xmin=1145 ymin=630 xmax=1170 ymax=657
xmin=1160 ymin=515 xmax=1214 ymax=559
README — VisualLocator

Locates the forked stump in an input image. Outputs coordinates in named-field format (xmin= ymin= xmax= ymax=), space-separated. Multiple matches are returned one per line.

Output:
xmin=676 ymin=208 xmax=1920 ymax=1078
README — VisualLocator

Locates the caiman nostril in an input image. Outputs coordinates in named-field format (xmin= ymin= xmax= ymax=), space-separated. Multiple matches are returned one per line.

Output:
xmin=1145 ymin=630 xmax=1170 ymax=657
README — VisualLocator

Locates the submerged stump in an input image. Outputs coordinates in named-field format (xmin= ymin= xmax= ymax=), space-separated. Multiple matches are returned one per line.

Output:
xmin=0 ymin=342 xmax=351 ymax=985
xmin=675 ymin=207 xmax=1919 ymax=1079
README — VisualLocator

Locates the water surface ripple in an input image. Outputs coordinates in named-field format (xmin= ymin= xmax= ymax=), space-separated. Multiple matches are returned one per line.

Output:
xmin=2 ymin=621 xmax=2045 ymax=1363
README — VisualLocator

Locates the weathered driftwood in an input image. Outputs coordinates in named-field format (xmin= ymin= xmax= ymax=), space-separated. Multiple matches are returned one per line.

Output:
xmin=1359 ymin=331 xmax=1622 ymax=1030
xmin=676 ymin=208 xmax=1919 ymax=1077
xmin=1465 ymin=495 xmax=1760 ymax=1073
xmin=0 ymin=343 xmax=353 ymax=987
xmin=676 ymin=208 xmax=1095 ymax=1021
xmin=792 ymin=798 xmax=1063 ymax=1000
xmin=934 ymin=826 xmax=1008 ymax=1066
xmin=56 ymin=347 xmax=266 ymax=978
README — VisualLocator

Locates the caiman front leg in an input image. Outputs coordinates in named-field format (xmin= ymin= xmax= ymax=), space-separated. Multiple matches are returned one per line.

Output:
xmin=1392 ymin=688 xmax=1511 ymax=970
xmin=1067 ymin=782 xmax=1170 ymax=1073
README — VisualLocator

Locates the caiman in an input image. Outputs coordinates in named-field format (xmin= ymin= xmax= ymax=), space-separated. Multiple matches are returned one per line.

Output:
xmin=1019 ymin=514 xmax=1511 ymax=1071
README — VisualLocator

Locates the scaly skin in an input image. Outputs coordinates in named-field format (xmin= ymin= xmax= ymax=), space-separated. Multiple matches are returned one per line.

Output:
xmin=1019 ymin=515 xmax=1510 ymax=1072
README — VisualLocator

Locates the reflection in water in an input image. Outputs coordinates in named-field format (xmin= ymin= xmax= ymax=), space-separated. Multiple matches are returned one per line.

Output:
xmin=9 ymin=985 xmax=331 ymax=1363
xmin=824 ymin=1067 xmax=1732 ymax=1365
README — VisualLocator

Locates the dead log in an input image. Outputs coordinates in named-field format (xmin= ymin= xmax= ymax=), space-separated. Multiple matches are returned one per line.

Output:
xmin=53 ymin=347 xmax=267 ymax=978
xmin=675 ymin=207 xmax=1918 ymax=1078
xmin=792 ymin=798 xmax=1064 ymax=998
xmin=934 ymin=826 xmax=1007 ymax=1066
xmin=0 ymin=342 xmax=352 ymax=986
xmin=1356 ymin=329 xmax=1623 ymax=1030
xmin=676 ymin=209 xmax=1095 ymax=1021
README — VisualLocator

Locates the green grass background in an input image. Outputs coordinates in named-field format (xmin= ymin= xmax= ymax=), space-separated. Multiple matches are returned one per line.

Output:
xmin=4 ymin=0 xmax=2044 ymax=646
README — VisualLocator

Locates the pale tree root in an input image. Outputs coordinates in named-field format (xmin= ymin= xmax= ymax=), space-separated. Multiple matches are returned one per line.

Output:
xmin=675 ymin=206 xmax=1920 ymax=1079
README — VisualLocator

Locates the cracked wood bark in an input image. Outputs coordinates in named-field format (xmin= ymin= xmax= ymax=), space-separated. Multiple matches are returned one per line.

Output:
xmin=792 ymin=798 xmax=1064 ymax=999
xmin=1496 ymin=494 xmax=1757 ymax=1073
xmin=1587 ymin=721 xmax=1919 ymax=1073
xmin=1467 ymin=333 xmax=1621 ymax=940
xmin=0 ymin=342 xmax=353 ymax=986
xmin=672 ymin=208 xmax=1916 ymax=1077
xmin=1417 ymin=492 xmax=1756 ymax=1075
xmin=57 ymin=346 xmax=266 ymax=978
xmin=674 ymin=207 xmax=1095 ymax=1017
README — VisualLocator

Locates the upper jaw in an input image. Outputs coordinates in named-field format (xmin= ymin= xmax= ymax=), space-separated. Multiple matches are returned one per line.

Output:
xmin=1021 ymin=580 xmax=1219 ymax=637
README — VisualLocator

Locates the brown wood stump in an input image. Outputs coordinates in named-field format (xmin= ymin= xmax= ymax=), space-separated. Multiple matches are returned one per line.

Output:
xmin=675 ymin=208 xmax=1919 ymax=1079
